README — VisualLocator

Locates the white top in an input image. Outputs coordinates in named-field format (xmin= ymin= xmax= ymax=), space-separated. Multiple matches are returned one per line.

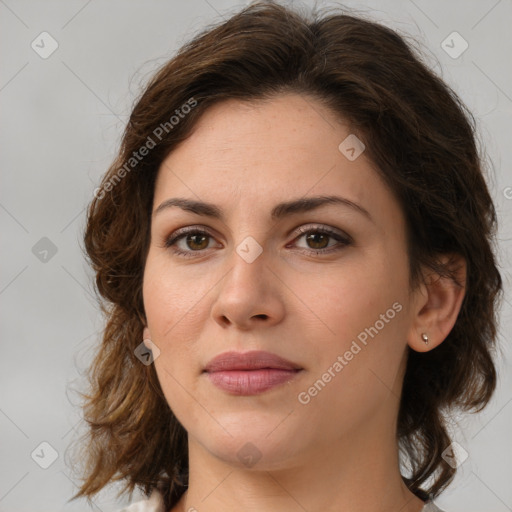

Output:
xmin=117 ymin=488 xmax=446 ymax=511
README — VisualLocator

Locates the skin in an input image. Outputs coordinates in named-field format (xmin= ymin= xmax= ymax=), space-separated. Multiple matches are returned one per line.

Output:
xmin=142 ymin=93 xmax=466 ymax=512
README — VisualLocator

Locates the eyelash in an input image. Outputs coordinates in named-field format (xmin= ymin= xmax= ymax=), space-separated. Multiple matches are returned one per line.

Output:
xmin=163 ymin=225 xmax=352 ymax=259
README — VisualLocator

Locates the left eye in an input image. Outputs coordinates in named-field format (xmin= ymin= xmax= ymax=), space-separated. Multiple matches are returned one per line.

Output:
xmin=289 ymin=226 xmax=352 ymax=253
xmin=164 ymin=226 xmax=351 ymax=257
xmin=164 ymin=230 xmax=216 ymax=254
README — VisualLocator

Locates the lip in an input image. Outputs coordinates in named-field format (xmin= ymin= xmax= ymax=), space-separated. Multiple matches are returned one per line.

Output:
xmin=203 ymin=350 xmax=303 ymax=395
xmin=204 ymin=350 xmax=302 ymax=372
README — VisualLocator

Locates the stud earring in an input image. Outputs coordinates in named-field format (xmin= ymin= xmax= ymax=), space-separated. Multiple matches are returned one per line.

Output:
xmin=421 ymin=333 xmax=429 ymax=345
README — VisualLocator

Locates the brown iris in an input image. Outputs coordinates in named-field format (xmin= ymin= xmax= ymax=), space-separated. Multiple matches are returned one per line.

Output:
xmin=186 ymin=233 xmax=209 ymax=250
xmin=305 ymin=232 xmax=329 ymax=250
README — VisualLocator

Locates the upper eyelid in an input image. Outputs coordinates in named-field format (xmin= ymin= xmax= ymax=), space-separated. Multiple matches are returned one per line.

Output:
xmin=168 ymin=223 xmax=346 ymax=235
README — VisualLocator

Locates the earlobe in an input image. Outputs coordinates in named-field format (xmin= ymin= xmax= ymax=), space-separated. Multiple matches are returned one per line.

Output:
xmin=143 ymin=326 xmax=152 ymax=347
xmin=407 ymin=254 xmax=467 ymax=352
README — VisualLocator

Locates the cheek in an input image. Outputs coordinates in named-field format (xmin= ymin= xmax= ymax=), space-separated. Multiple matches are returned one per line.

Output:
xmin=311 ymin=255 xmax=402 ymax=338
xmin=300 ymin=251 xmax=409 ymax=395
xmin=142 ymin=262 xmax=203 ymax=409
xmin=296 ymin=294 xmax=408 ymax=439
xmin=143 ymin=260 xmax=205 ymax=424
xmin=143 ymin=255 xmax=207 ymax=338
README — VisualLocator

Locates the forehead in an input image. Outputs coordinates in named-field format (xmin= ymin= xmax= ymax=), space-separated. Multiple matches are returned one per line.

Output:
xmin=153 ymin=93 xmax=400 ymax=227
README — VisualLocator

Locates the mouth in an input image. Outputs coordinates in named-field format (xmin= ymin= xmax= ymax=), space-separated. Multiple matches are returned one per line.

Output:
xmin=204 ymin=368 xmax=302 ymax=395
xmin=203 ymin=350 xmax=303 ymax=395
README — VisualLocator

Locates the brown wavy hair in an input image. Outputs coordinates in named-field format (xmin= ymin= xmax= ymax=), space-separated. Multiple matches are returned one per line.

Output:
xmin=68 ymin=1 xmax=503 ymax=509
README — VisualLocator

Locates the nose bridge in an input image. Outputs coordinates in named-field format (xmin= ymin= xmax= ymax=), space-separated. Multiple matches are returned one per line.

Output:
xmin=211 ymin=234 xmax=285 ymax=328
xmin=224 ymin=235 xmax=268 ymax=295
xmin=225 ymin=206 xmax=269 ymax=270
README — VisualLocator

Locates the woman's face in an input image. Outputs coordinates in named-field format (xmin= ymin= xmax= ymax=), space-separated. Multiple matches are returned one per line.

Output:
xmin=143 ymin=93 xmax=421 ymax=470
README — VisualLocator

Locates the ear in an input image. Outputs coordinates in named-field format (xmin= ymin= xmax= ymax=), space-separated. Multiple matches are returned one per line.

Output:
xmin=143 ymin=326 xmax=152 ymax=348
xmin=407 ymin=253 xmax=466 ymax=352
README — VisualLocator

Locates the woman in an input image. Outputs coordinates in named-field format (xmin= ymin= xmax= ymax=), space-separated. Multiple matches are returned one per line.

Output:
xmin=69 ymin=2 xmax=503 ymax=511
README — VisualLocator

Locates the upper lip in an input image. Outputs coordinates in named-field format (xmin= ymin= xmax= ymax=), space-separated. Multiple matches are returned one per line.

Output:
xmin=203 ymin=350 xmax=302 ymax=372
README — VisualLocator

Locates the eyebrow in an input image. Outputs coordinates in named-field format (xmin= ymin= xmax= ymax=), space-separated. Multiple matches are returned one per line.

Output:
xmin=153 ymin=195 xmax=374 ymax=223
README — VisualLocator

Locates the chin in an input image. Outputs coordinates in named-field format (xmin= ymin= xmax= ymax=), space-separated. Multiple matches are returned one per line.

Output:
xmin=195 ymin=419 xmax=307 ymax=471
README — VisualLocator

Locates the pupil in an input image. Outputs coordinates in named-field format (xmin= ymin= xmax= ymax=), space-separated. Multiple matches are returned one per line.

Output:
xmin=307 ymin=233 xmax=328 ymax=249
xmin=189 ymin=234 xmax=208 ymax=250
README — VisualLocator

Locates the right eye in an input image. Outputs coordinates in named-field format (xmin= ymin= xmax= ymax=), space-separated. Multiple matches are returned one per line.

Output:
xmin=164 ymin=228 xmax=220 ymax=258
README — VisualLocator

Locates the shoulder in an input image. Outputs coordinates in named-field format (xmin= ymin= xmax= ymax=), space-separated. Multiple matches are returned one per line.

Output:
xmin=117 ymin=490 xmax=446 ymax=512
xmin=116 ymin=488 xmax=166 ymax=512
xmin=422 ymin=501 xmax=447 ymax=512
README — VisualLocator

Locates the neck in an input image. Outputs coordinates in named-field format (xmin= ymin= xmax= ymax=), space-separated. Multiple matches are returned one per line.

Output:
xmin=175 ymin=402 xmax=425 ymax=512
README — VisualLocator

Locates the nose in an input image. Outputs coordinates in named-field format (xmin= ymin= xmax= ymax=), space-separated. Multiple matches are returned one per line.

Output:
xmin=210 ymin=246 xmax=286 ymax=330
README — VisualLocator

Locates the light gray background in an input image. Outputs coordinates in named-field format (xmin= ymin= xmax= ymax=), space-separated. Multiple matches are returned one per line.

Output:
xmin=1 ymin=1 xmax=511 ymax=511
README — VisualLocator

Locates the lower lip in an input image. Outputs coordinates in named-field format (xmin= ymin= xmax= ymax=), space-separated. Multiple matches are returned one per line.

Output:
xmin=205 ymin=369 xmax=301 ymax=395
